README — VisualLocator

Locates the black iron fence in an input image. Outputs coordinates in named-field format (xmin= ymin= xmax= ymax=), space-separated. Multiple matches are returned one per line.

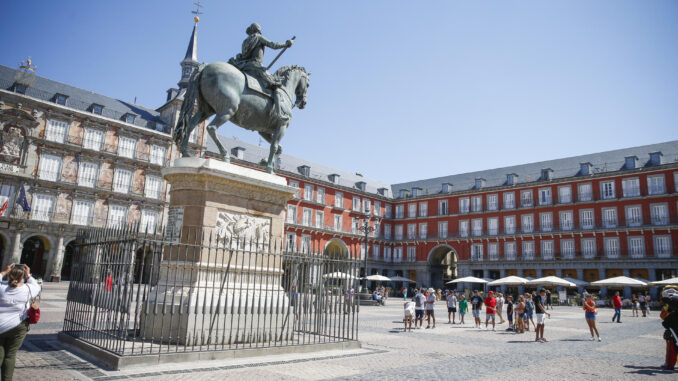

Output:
xmin=62 ymin=225 xmax=361 ymax=356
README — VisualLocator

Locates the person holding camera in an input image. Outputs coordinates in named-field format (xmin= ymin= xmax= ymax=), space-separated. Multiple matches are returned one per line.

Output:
xmin=660 ymin=287 xmax=678 ymax=371
xmin=0 ymin=264 xmax=42 ymax=381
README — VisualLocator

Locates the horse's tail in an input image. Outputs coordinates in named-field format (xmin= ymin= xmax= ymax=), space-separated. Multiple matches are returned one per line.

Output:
xmin=173 ymin=63 xmax=207 ymax=148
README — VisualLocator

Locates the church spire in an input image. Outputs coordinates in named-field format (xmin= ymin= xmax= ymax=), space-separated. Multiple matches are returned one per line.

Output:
xmin=178 ymin=2 xmax=202 ymax=88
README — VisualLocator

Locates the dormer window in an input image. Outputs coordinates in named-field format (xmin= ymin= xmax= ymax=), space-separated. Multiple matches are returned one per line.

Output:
xmin=412 ymin=187 xmax=422 ymax=197
xmin=580 ymin=162 xmax=592 ymax=175
xmin=54 ymin=93 xmax=68 ymax=105
xmin=298 ymin=165 xmax=310 ymax=177
xmin=155 ymin=122 xmax=166 ymax=132
xmin=356 ymin=181 xmax=366 ymax=192
xmin=506 ymin=174 xmax=518 ymax=186
xmin=13 ymin=83 xmax=27 ymax=94
xmin=91 ymin=104 xmax=103 ymax=115
xmin=442 ymin=183 xmax=453 ymax=193
xmin=624 ymin=156 xmax=638 ymax=170
xmin=649 ymin=151 xmax=663 ymax=166
xmin=541 ymin=168 xmax=553 ymax=181
xmin=378 ymin=187 xmax=389 ymax=197
xmin=328 ymin=174 xmax=340 ymax=184
xmin=124 ymin=113 xmax=136 ymax=124
xmin=232 ymin=146 xmax=246 ymax=160
xmin=475 ymin=178 xmax=486 ymax=189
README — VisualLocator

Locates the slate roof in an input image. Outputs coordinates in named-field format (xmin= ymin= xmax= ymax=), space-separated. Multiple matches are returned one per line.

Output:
xmin=0 ymin=65 xmax=168 ymax=133
xmin=206 ymin=135 xmax=393 ymax=197
xmin=391 ymin=140 xmax=678 ymax=197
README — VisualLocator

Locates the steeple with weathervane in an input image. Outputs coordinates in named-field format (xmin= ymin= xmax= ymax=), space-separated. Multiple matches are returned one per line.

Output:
xmin=178 ymin=1 xmax=202 ymax=89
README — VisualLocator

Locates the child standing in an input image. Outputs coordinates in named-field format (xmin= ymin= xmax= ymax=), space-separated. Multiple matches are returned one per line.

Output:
xmin=458 ymin=295 xmax=468 ymax=325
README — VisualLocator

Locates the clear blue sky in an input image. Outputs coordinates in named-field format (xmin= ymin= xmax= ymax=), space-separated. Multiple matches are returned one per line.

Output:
xmin=2 ymin=0 xmax=677 ymax=184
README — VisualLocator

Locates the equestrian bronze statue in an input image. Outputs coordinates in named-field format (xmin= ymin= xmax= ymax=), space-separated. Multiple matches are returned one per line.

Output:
xmin=173 ymin=23 xmax=310 ymax=174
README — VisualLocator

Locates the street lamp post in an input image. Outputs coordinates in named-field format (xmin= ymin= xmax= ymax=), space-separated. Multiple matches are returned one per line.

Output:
xmin=357 ymin=214 xmax=380 ymax=293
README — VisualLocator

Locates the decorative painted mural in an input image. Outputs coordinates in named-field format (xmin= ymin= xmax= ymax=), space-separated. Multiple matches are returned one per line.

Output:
xmin=104 ymin=129 xmax=117 ymax=153
xmin=54 ymin=192 xmax=71 ymax=223
xmin=98 ymin=162 xmax=113 ymax=189
xmin=132 ymin=169 xmax=145 ymax=194
xmin=93 ymin=199 xmax=108 ymax=227
xmin=61 ymin=155 xmax=78 ymax=183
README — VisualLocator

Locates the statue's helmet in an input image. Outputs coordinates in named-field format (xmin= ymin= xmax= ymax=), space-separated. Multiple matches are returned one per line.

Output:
xmin=246 ymin=23 xmax=261 ymax=35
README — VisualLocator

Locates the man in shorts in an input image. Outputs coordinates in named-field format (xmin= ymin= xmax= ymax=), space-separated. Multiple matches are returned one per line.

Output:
xmin=403 ymin=300 xmax=415 ymax=331
xmin=447 ymin=290 xmax=458 ymax=324
xmin=413 ymin=289 xmax=425 ymax=329
xmin=425 ymin=287 xmax=437 ymax=328
xmin=471 ymin=290 xmax=484 ymax=328
xmin=485 ymin=291 xmax=497 ymax=331
xmin=534 ymin=289 xmax=551 ymax=342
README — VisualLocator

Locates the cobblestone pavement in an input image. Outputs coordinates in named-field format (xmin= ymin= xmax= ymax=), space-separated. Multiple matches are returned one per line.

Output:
xmin=14 ymin=284 xmax=676 ymax=380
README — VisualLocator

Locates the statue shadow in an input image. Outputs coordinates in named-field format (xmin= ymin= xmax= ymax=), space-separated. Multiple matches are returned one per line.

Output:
xmin=623 ymin=365 xmax=674 ymax=376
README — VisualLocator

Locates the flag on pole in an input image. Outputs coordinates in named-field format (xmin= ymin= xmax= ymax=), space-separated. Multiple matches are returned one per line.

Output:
xmin=0 ymin=195 xmax=8 ymax=216
xmin=16 ymin=185 xmax=31 ymax=212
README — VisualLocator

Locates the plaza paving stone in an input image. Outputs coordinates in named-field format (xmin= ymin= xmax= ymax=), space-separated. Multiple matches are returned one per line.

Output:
xmin=12 ymin=284 xmax=676 ymax=380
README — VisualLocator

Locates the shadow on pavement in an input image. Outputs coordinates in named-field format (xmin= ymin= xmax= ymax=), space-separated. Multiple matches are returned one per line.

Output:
xmin=623 ymin=365 xmax=675 ymax=376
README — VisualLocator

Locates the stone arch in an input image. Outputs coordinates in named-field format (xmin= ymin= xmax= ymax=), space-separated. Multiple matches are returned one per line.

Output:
xmin=60 ymin=237 xmax=80 ymax=281
xmin=427 ymin=244 xmax=458 ymax=290
xmin=323 ymin=238 xmax=349 ymax=258
xmin=20 ymin=235 xmax=52 ymax=278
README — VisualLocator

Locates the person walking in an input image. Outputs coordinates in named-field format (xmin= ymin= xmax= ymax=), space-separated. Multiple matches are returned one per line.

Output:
xmin=425 ymin=287 xmax=437 ymax=329
xmin=583 ymin=294 xmax=601 ymax=341
xmin=471 ymin=290 xmax=484 ymax=329
xmin=496 ymin=293 xmax=505 ymax=324
xmin=458 ymin=295 xmax=468 ymax=325
xmin=524 ymin=293 xmax=535 ymax=332
xmin=515 ymin=295 xmax=526 ymax=333
xmin=646 ymin=294 xmax=652 ymax=316
xmin=611 ymin=291 xmax=623 ymax=323
xmin=413 ymin=289 xmax=425 ymax=329
xmin=505 ymin=295 xmax=514 ymax=332
xmin=639 ymin=294 xmax=647 ymax=317
xmin=402 ymin=287 xmax=408 ymax=301
xmin=534 ymin=289 xmax=551 ymax=342
xmin=446 ymin=290 xmax=458 ymax=324
xmin=546 ymin=289 xmax=553 ymax=310
xmin=632 ymin=294 xmax=639 ymax=317
xmin=0 ymin=264 xmax=42 ymax=381
xmin=485 ymin=291 xmax=497 ymax=331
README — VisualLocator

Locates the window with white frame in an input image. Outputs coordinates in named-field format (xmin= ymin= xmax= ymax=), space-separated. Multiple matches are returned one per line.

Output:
xmin=541 ymin=240 xmax=554 ymax=260
xmin=112 ymin=168 xmax=132 ymax=194
xmin=38 ymin=154 xmax=61 ymax=181
xmin=334 ymin=191 xmax=342 ymax=208
xmin=352 ymin=217 xmax=360 ymax=234
xmin=600 ymin=180 xmax=615 ymax=199
xmin=31 ymin=194 xmax=55 ymax=221
xmin=288 ymin=180 xmax=299 ymax=198
xmin=363 ymin=198 xmax=371 ymax=214
xmin=0 ymin=184 xmax=15 ymax=217
xmin=522 ymin=241 xmax=534 ymax=260
xmin=333 ymin=214 xmax=342 ymax=231
xmin=438 ymin=199 xmax=448 ymax=215
xmin=140 ymin=209 xmax=159 ymax=233
xmin=383 ymin=223 xmax=391 ymax=239
xmin=144 ymin=175 xmax=163 ymax=199
xmin=561 ymin=239 xmax=575 ymax=259
xmin=419 ymin=201 xmax=427 ymax=217
xmin=650 ymin=203 xmax=668 ymax=225
xmin=648 ymin=175 xmax=666 ymax=195
xmin=303 ymin=184 xmax=313 ymax=201
xmin=286 ymin=205 xmax=297 ymax=224
xmin=674 ymin=172 xmax=678 ymax=193
xmin=582 ymin=238 xmax=597 ymax=259
xmin=373 ymin=200 xmax=380 ymax=216
xmin=419 ymin=223 xmax=427 ymax=239
xmin=352 ymin=196 xmax=361 ymax=211
xmin=628 ymin=236 xmax=645 ymax=258
xmin=622 ymin=177 xmax=640 ymax=198
xmin=521 ymin=190 xmax=533 ymax=207
xmin=471 ymin=244 xmax=483 ymax=261
xmin=602 ymin=207 xmax=617 ymax=228
xmin=488 ymin=242 xmax=499 ymax=261
xmin=302 ymin=208 xmax=312 ymax=226
xmin=117 ymin=136 xmax=137 ymax=159
xmin=385 ymin=204 xmax=392 ymax=218
xmin=503 ymin=192 xmax=515 ymax=209
xmin=654 ymin=235 xmax=671 ymax=258
xmin=625 ymin=205 xmax=642 ymax=227
xmin=504 ymin=215 xmax=516 ymax=234
xmin=558 ymin=186 xmax=572 ymax=203
xmin=407 ymin=223 xmax=416 ymax=239
xmin=407 ymin=246 xmax=416 ymax=261
xmin=384 ymin=246 xmax=392 ymax=261
xmin=438 ymin=221 xmax=448 ymax=238
xmin=394 ymin=247 xmax=403 ymax=262
xmin=395 ymin=225 xmax=403 ymax=240
xmin=471 ymin=196 xmax=482 ymax=212
xmin=316 ymin=187 xmax=325 ymax=205
xmin=408 ymin=203 xmax=417 ymax=218
xmin=301 ymin=235 xmax=311 ymax=253
xmin=472 ymin=218 xmax=483 ymax=236
xmin=578 ymin=183 xmax=593 ymax=201
xmin=540 ymin=212 xmax=553 ymax=232
xmin=373 ymin=244 xmax=380 ymax=259
xmin=488 ymin=217 xmax=498 ymax=235
xmin=580 ymin=209 xmax=594 ymax=229
xmin=559 ymin=210 xmax=573 ymax=230
xmin=395 ymin=204 xmax=404 ymax=218
xmin=487 ymin=194 xmax=498 ymax=211
xmin=315 ymin=210 xmax=324 ymax=228
xmin=149 ymin=145 xmax=166 ymax=165
xmin=521 ymin=214 xmax=533 ymax=233
xmin=45 ymin=119 xmax=69 ymax=143
xmin=505 ymin=242 xmax=516 ymax=260
xmin=538 ymin=188 xmax=552 ymax=206
xmin=604 ymin=237 xmax=619 ymax=258
xmin=459 ymin=220 xmax=469 ymax=237
xmin=83 ymin=128 xmax=104 ymax=150
xmin=77 ymin=161 xmax=98 ymax=188
xmin=71 ymin=200 xmax=93 ymax=226
xmin=459 ymin=197 xmax=470 ymax=213
xmin=285 ymin=232 xmax=296 ymax=251
xmin=107 ymin=205 xmax=127 ymax=228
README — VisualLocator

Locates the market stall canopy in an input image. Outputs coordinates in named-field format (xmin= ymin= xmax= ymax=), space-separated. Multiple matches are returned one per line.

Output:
xmin=526 ymin=276 xmax=576 ymax=287
xmin=389 ymin=276 xmax=415 ymax=283
xmin=446 ymin=276 xmax=489 ymax=284
xmin=322 ymin=272 xmax=357 ymax=280
xmin=363 ymin=274 xmax=391 ymax=282
xmin=649 ymin=277 xmax=678 ymax=286
xmin=590 ymin=276 xmax=647 ymax=288
xmin=487 ymin=276 xmax=528 ymax=286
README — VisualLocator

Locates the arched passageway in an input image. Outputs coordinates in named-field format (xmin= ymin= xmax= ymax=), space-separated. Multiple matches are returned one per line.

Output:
xmin=21 ymin=236 xmax=50 ymax=278
xmin=60 ymin=241 xmax=77 ymax=281
xmin=428 ymin=245 xmax=457 ymax=290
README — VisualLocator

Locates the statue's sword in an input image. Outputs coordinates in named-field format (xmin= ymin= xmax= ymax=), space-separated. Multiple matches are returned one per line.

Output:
xmin=266 ymin=36 xmax=296 ymax=70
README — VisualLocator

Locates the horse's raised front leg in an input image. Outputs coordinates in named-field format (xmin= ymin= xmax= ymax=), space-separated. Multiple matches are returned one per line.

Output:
xmin=207 ymin=112 xmax=234 ymax=162
xmin=266 ymin=124 xmax=288 ymax=174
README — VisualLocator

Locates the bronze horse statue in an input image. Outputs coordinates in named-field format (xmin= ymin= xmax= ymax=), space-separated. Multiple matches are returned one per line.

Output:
xmin=173 ymin=62 xmax=310 ymax=173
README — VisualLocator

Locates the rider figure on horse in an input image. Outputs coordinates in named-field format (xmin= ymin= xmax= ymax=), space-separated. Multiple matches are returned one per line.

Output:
xmin=229 ymin=23 xmax=294 ymax=119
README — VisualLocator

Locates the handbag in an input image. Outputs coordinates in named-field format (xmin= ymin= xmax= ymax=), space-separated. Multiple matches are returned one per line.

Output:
xmin=27 ymin=287 xmax=40 ymax=324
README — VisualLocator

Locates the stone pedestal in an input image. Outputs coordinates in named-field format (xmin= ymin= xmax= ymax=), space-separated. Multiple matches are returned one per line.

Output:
xmin=141 ymin=158 xmax=295 ymax=346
